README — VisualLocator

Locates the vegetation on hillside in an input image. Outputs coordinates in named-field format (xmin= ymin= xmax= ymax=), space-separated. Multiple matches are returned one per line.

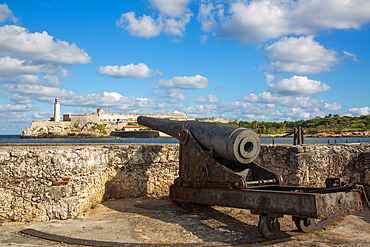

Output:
xmin=226 ymin=114 xmax=370 ymax=135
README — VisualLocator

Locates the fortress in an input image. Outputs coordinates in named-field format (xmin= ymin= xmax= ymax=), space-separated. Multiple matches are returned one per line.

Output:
xmin=21 ymin=98 xmax=231 ymax=138
xmin=21 ymin=98 xmax=187 ymax=137
xmin=30 ymin=97 xmax=187 ymax=129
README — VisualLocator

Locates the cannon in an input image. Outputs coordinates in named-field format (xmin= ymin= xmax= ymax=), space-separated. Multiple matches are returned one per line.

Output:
xmin=138 ymin=116 xmax=367 ymax=239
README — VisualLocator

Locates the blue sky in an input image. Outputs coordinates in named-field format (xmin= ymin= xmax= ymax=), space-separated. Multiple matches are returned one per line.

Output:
xmin=0 ymin=0 xmax=370 ymax=134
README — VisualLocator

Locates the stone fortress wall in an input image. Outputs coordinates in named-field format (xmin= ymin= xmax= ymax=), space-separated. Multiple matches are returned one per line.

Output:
xmin=23 ymin=103 xmax=188 ymax=138
xmin=29 ymin=97 xmax=188 ymax=131
xmin=1 ymin=143 xmax=369 ymax=223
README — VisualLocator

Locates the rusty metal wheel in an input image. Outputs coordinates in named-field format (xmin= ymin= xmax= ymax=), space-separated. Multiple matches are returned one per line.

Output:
xmin=258 ymin=214 xmax=281 ymax=239
xmin=293 ymin=217 xmax=316 ymax=232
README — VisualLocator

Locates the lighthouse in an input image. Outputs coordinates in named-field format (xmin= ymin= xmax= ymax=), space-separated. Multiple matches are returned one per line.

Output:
xmin=54 ymin=97 xmax=60 ymax=122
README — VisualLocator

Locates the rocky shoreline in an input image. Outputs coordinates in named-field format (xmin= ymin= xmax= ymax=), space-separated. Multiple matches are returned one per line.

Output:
xmin=21 ymin=122 xmax=124 ymax=138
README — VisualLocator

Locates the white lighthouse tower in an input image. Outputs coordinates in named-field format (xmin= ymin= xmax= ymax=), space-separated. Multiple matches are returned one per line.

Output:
xmin=54 ymin=97 xmax=60 ymax=122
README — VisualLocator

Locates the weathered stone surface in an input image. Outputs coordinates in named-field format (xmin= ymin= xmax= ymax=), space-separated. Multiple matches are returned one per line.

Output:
xmin=20 ymin=122 xmax=120 ymax=138
xmin=0 ymin=143 xmax=369 ymax=223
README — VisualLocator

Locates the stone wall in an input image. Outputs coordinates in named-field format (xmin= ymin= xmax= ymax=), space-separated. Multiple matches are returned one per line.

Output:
xmin=0 ymin=144 xmax=179 ymax=222
xmin=0 ymin=143 xmax=369 ymax=223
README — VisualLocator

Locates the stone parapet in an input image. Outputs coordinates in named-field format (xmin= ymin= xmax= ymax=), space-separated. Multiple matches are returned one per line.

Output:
xmin=0 ymin=143 xmax=369 ymax=223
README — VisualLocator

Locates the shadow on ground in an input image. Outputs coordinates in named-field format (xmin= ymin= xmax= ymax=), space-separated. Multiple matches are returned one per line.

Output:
xmin=88 ymin=196 xmax=298 ymax=245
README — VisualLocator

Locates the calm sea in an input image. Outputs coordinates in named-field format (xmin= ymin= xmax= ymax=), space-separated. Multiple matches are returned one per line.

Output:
xmin=0 ymin=135 xmax=369 ymax=145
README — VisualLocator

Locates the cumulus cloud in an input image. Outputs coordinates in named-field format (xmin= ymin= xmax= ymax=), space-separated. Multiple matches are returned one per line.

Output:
xmin=0 ymin=74 xmax=64 ymax=87
xmin=116 ymin=11 xmax=192 ymax=38
xmin=192 ymin=94 xmax=219 ymax=103
xmin=209 ymin=0 xmax=370 ymax=44
xmin=149 ymin=0 xmax=192 ymax=18
xmin=0 ymin=103 xmax=36 ymax=112
xmin=349 ymin=107 xmax=370 ymax=116
xmin=0 ymin=25 xmax=91 ymax=65
xmin=10 ymin=94 xmax=33 ymax=104
xmin=0 ymin=57 xmax=60 ymax=77
xmin=268 ymin=76 xmax=330 ymax=96
xmin=160 ymin=89 xmax=188 ymax=104
xmin=97 ymin=63 xmax=156 ymax=79
xmin=0 ymin=24 xmax=91 ymax=92
xmin=244 ymin=92 xmax=341 ymax=111
xmin=265 ymin=36 xmax=338 ymax=74
xmin=33 ymin=111 xmax=53 ymax=120
xmin=116 ymin=12 xmax=162 ymax=38
xmin=279 ymin=108 xmax=312 ymax=120
xmin=157 ymin=75 xmax=209 ymax=89
xmin=183 ymin=104 xmax=218 ymax=118
xmin=61 ymin=92 xmax=157 ymax=113
xmin=0 ymin=112 xmax=33 ymax=133
xmin=2 ymin=84 xmax=76 ymax=103
xmin=197 ymin=0 xmax=221 ymax=32
xmin=0 ymin=3 xmax=17 ymax=24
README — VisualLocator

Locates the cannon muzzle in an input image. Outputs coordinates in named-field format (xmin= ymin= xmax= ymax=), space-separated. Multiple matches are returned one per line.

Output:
xmin=137 ymin=116 xmax=261 ymax=164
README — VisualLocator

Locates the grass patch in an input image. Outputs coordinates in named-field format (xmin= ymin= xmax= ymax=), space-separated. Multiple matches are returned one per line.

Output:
xmin=97 ymin=124 xmax=106 ymax=131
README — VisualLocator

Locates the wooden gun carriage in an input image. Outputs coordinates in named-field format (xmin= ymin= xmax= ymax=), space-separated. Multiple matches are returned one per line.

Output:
xmin=138 ymin=116 xmax=367 ymax=239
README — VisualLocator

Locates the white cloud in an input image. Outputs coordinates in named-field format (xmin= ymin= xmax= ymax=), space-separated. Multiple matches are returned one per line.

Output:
xmin=264 ymin=73 xmax=275 ymax=83
xmin=324 ymin=102 xmax=341 ymax=111
xmin=0 ymin=25 xmax=91 ymax=65
xmin=343 ymin=51 xmax=359 ymax=62
xmin=163 ymin=13 xmax=192 ymax=36
xmin=149 ymin=0 xmax=192 ymax=18
xmin=0 ymin=103 xmax=36 ymax=112
xmin=0 ymin=57 xmax=60 ymax=77
xmin=243 ymin=90 xmax=341 ymax=114
xmin=0 ymin=112 xmax=33 ymax=133
xmin=2 ymin=84 xmax=76 ymax=103
xmin=97 ymin=63 xmax=156 ymax=79
xmin=243 ymin=91 xmax=290 ymax=105
xmin=116 ymin=11 xmax=192 ymax=38
xmin=10 ymin=94 xmax=33 ymax=104
xmin=214 ymin=0 xmax=370 ymax=44
xmin=160 ymin=89 xmax=188 ymax=104
xmin=279 ymin=108 xmax=312 ymax=120
xmin=200 ymin=34 xmax=209 ymax=43
xmin=59 ymin=68 xmax=73 ymax=79
xmin=157 ymin=75 xmax=209 ymax=89
xmin=197 ymin=1 xmax=220 ymax=32
xmin=193 ymin=94 xmax=219 ymax=103
xmin=59 ymin=91 xmax=157 ymax=113
xmin=268 ymin=76 xmax=330 ymax=96
xmin=183 ymin=104 xmax=218 ymax=118
xmin=33 ymin=111 xmax=53 ymax=120
xmin=116 ymin=12 xmax=162 ymax=38
xmin=0 ymin=74 xmax=64 ymax=87
xmin=156 ymin=102 xmax=166 ymax=109
xmin=349 ymin=107 xmax=370 ymax=116
xmin=0 ymin=3 xmax=17 ymax=24
xmin=265 ymin=36 xmax=338 ymax=74
xmin=43 ymin=75 xmax=61 ymax=86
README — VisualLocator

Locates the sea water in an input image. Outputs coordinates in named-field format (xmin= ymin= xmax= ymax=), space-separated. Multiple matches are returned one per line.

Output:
xmin=0 ymin=135 xmax=369 ymax=145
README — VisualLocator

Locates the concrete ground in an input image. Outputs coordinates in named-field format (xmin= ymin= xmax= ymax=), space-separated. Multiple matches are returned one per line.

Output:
xmin=0 ymin=197 xmax=369 ymax=246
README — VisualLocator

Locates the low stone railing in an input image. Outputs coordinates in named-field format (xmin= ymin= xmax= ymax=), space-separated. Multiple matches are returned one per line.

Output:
xmin=0 ymin=143 xmax=369 ymax=222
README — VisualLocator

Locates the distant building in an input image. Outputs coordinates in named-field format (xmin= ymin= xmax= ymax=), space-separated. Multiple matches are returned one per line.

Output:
xmin=195 ymin=117 xmax=230 ymax=124
xmin=48 ymin=97 xmax=187 ymax=125
xmin=62 ymin=108 xmax=187 ymax=125
xmin=54 ymin=97 xmax=60 ymax=122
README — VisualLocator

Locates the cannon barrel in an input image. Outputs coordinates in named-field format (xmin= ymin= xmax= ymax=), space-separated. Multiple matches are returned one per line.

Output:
xmin=137 ymin=116 xmax=261 ymax=164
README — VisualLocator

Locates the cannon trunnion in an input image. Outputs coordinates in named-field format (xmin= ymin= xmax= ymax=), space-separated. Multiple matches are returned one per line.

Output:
xmin=138 ymin=116 xmax=366 ymax=239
